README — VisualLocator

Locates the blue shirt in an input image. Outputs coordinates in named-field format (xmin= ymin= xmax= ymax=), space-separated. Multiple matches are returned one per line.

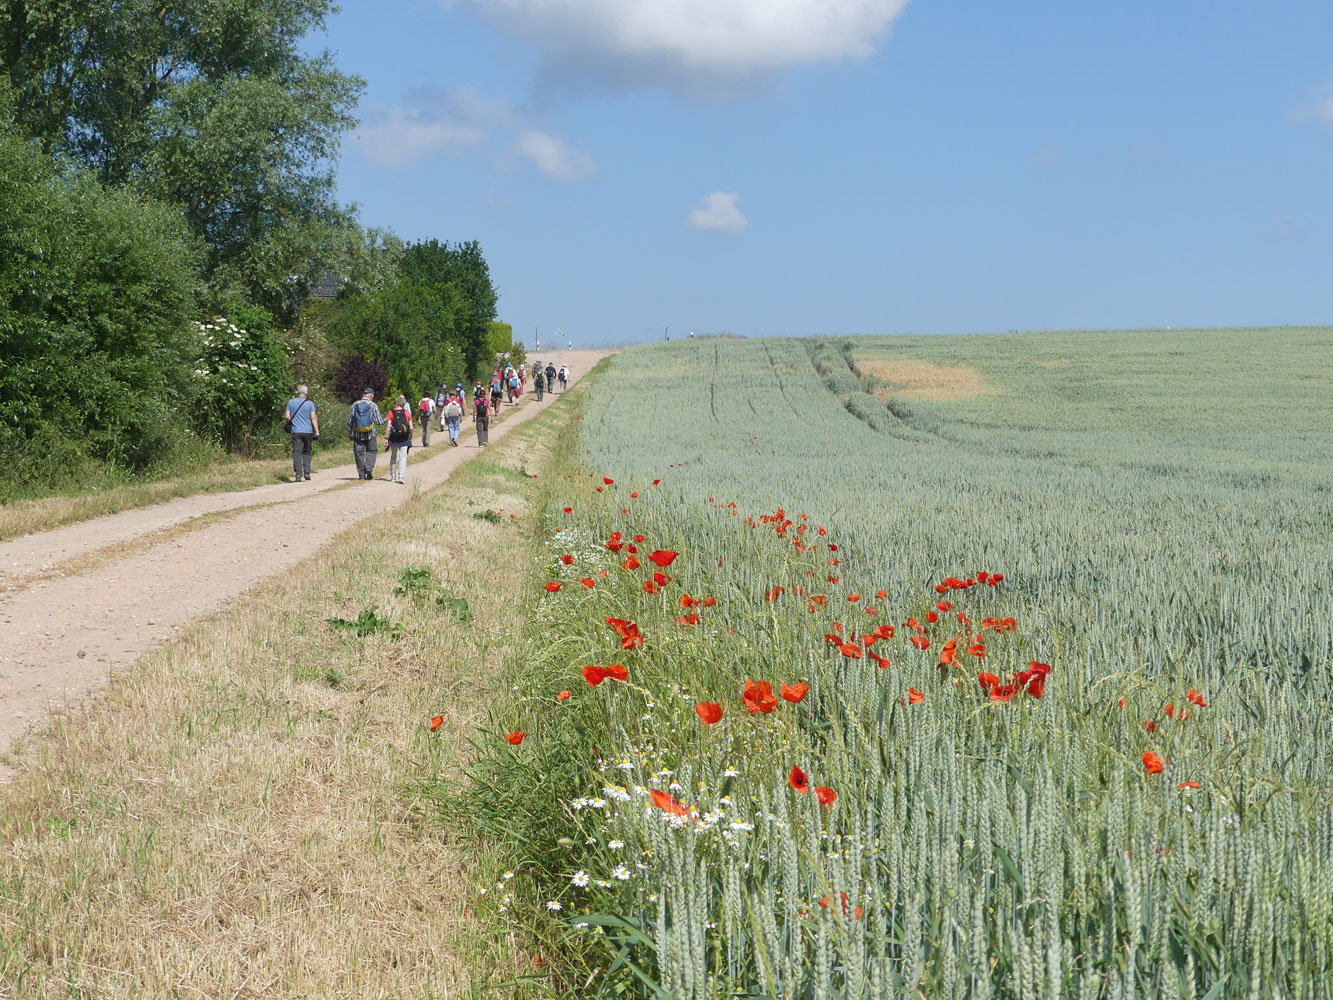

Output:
xmin=286 ymin=397 xmax=316 ymax=434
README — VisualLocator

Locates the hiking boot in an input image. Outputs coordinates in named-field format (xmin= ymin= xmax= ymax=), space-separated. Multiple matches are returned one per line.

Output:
xmin=304 ymin=474 xmax=311 ymax=481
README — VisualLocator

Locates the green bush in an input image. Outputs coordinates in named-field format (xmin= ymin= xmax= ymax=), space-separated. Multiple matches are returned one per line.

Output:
xmin=0 ymin=115 xmax=205 ymax=498
xmin=191 ymin=305 xmax=291 ymax=453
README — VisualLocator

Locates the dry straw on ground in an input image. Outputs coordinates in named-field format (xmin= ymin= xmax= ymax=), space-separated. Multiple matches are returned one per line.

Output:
xmin=0 ymin=419 xmax=562 ymax=998
xmin=863 ymin=358 xmax=991 ymax=401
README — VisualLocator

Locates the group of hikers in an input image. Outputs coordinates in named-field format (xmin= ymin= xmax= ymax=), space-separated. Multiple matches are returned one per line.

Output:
xmin=282 ymin=360 xmax=571 ymax=485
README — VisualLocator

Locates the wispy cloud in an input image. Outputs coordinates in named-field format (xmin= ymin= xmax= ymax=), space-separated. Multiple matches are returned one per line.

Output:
xmin=513 ymin=130 xmax=598 ymax=180
xmin=688 ymin=192 xmax=747 ymax=235
xmin=452 ymin=0 xmax=910 ymax=94
xmin=353 ymin=85 xmax=595 ymax=179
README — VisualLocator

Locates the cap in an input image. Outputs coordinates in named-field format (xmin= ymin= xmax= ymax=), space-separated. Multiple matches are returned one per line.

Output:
xmin=363 ymin=387 xmax=375 ymax=394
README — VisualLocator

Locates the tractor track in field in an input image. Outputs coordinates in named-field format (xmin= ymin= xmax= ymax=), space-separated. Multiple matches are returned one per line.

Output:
xmin=0 ymin=350 xmax=610 ymax=770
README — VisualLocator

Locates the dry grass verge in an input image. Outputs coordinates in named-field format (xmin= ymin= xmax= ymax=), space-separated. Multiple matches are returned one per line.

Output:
xmin=0 ymin=401 xmax=574 ymax=998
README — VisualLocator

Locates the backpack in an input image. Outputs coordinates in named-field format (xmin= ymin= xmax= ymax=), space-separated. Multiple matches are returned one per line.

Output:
xmin=390 ymin=407 xmax=410 ymax=437
xmin=509 ymin=376 xmax=519 ymax=389
xmin=475 ymin=397 xmax=489 ymax=417
xmin=435 ymin=388 xmax=447 ymax=407
xmin=444 ymin=399 xmax=461 ymax=418
xmin=351 ymin=399 xmax=376 ymax=433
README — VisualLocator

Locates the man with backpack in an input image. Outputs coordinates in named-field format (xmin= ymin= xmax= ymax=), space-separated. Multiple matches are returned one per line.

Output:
xmin=544 ymin=363 xmax=556 ymax=394
xmin=442 ymin=393 xmax=463 ymax=446
xmin=474 ymin=392 xmax=490 ymax=447
xmin=435 ymin=383 xmax=450 ymax=429
xmin=558 ymin=365 xmax=569 ymax=392
xmin=284 ymin=384 xmax=320 ymax=482
xmin=534 ymin=364 xmax=544 ymax=401
xmin=346 ymin=388 xmax=385 ymax=480
xmin=490 ymin=376 xmax=504 ymax=412
xmin=418 ymin=393 xmax=435 ymax=447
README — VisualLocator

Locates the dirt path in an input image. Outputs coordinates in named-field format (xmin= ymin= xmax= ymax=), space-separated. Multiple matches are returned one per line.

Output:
xmin=0 ymin=350 xmax=608 ymax=763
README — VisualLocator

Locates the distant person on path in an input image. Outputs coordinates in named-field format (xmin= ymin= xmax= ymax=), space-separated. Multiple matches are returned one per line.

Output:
xmin=473 ymin=380 xmax=486 ymax=411
xmin=558 ymin=365 xmax=569 ymax=392
xmin=347 ymin=388 xmax=384 ymax=481
xmin=418 ymin=394 xmax=435 ymax=447
xmin=455 ymin=383 xmax=466 ymax=416
xmin=474 ymin=393 xmax=490 ymax=447
xmin=284 ymin=385 xmax=320 ymax=482
xmin=490 ymin=376 xmax=504 ymax=412
xmin=435 ymin=383 xmax=450 ymax=428
xmin=534 ymin=364 xmax=544 ymax=401
xmin=507 ymin=370 xmax=521 ymax=404
xmin=545 ymin=363 xmax=556 ymax=393
xmin=385 ymin=395 xmax=413 ymax=484
xmin=442 ymin=392 xmax=463 ymax=446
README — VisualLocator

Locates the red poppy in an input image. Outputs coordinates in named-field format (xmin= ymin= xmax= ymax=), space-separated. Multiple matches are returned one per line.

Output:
xmin=605 ymin=664 xmax=628 ymax=682
xmin=1117 ymin=697 xmax=1126 ymax=708
xmin=544 ymin=581 xmax=562 ymax=592
xmin=642 ymin=580 xmax=659 ymax=594
xmin=678 ymin=612 xmax=701 ymax=626
xmin=781 ymin=682 xmax=809 ymax=703
xmin=765 ymin=586 xmax=785 ymax=601
xmin=871 ymin=624 xmax=895 ymax=640
xmin=1142 ymin=752 xmax=1164 ymax=774
xmin=1144 ymin=720 xmax=1158 ymax=732
xmin=702 ymin=596 xmax=718 ymax=607
xmin=977 ymin=672 xmax=1000 ymax=693
xmin=579 ymin=577 xmax=596 ymax=588
xmin=925 ymin=611 xmax=938 ymax=624
xmin=562 ymin=507 xmax=572 ymax=514
xmin=839 ymin=642 xmax=863 ymax=660
xmin=788 ymin=766 xmax=809 ymax=793
xmin=876 ymin=589 xmax=887 ymax=599
xmin=742 ymin=679 xmax=779 ymax=714
xmin=561 ymin=554 xmax=574 ymax=565
xmin=556 ymin=690 xmax=572 ymax=701
xmin=989 ymin=684 xmax=1016 ymax=702
xmin=815 ymin=786 xmax=837 ymax=806
xmin=607 ymin=618 xmax=642 ymax=650
xmin=1186 ymin=689 xmax=1208 ymax=707
xmin=430 ymin=715 xmax=444 ymax=732
xmin=967 ymin=642 xmax=986 ymax=658
xmin=680 ymin=593 xmax=700 ymax=609
xmin=868 ymin=649 xmax=891 ymax=669
xmin=652 ymin=570 xmax=669 ymax=586
xmin=910 ymin=635 xmax=930 ymax=651
xmin=633 ymin=535 xmax=645 ymax=543
xmin=939 ymin=639 xmax=958 ymax=665
xmin=506 ymin=731 xmax=525 ymax=745
xmin=906 ymin=687 xmax=924 ymax=704
xmin=630 ymin=491 xmax=638 ymax=498
xmin=621 ymin=554 xmax=640 ymax=571
xmin=847 ymin=593 xmax=860 ymax=602
xmin=695 ymin=702 xmax=723 ymax=725
xmin=648 ymin=550 xmax=678 ymax=568
xmin=1177 ymin=780 xmax=1200 ymax=790
xmin=649 ymin=788 xmax=691 ymax=818
xmin=652 ymin=479 xmax=661 ymax=486
xmin=936 ymin=600 xmax=952 ymax=612
xmin=583 ymin=665 xmax=608 ymax=686
xmin=603 ymin=477 xmax=614 ymax=485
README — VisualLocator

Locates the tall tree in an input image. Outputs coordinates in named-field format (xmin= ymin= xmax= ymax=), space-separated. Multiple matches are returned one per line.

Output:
xmin=401 ymin=240 xmax=498 ymax=379
xmin=0 ymin=0 xmax=364 ymax=317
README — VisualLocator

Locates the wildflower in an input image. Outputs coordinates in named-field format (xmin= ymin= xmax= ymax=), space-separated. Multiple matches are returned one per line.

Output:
xmin=563 ymin=507 xmax=572 ymax=514
xmin=506 ymin=731 xmax=525 ymax=745
xmin=611 ymin=865 xmax=631 ymax=880
xmin=680 ymin=593 xmax=700 ymax=609
xmin=724 ymin=766 xmax=740 ymax=777
xmin=789 ymin=766 xmax=809 ymax=793
xmin=906 ymin=688 xmax=924 ymax=704
xmin=579 ymin=577 xmax=596 ymax=588
xmin=603 ymin=477 xmax=614 ymax=485
xmin=910 ymin=635 xmax=930 ymax=651
xmin=546 ymin=900 xmax=562 ymax=911
xmin=605 ymin=664 xmax=628 ymax=682
xmin=606 ymin=618 xmax=644 ymax=649
xmin=561 ymin=554 xmax=574 ymax=565
xmin=649 ymin=788 xmax=692 ymax=818
xmin=780 ymin=682 xmax=809 ymax=703
xmin=648 ymin=550 xmax=678 ymax=568
xmin=695 ymin=701 xmax=724 ymax=725
xmin=815 ymin=786 xmax=837 ymax=806
xmin=609 ymin=839 xmax=624 ymax=850
xmin=621 ymin=554 xmax=640 ymax=571
xmin=430 ymin=715 xmax=444 ymax=732
xmin=847 ymin=593 xmax=860 ymax=602
xmin=839 ymin=642 xmax=863 ymax=659
xmin=556 ymin=690 xmax=572 ymax=701
xmin=583 ymin=665 xmax=608 ymax=686
xmin=1178 ymin=781 xmax=1200 ymax=791
xmin=544 ymin=581 xmax=562 ymax=592
xmin=742 ymin=679 xmax=779 ymax=714
xmin=1143 ymin=752 xmax=1164 ymax=775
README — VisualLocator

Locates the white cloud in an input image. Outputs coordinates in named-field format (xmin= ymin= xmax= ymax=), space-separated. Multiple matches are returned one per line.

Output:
xmin=454 ymin=0 xmax=911 ymax=90
xmin=688 ymin=192 xmax=746 ymax=235
xmin=513 ymin=130 xmax=598 ymax=180
xmin=355 ymin=106 xmax=486 ymax=167
xmin=354 ymin=86 xmax=595 ymax=180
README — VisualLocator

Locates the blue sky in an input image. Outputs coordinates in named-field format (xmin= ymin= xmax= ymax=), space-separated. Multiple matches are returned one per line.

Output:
xmin=319 ymin=1 xmax=1333 ymax=346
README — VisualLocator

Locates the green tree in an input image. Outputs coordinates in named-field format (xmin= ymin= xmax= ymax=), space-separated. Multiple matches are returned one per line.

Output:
xmin=401 ymin=240 xmax=498 ymax=379
xmin=0 ymin=104 xmax=204 ymax=494
xmin=330 ymin=281 xmax=464 ymax=402
xmin=0 ymin=0 xmax=365 ymax=317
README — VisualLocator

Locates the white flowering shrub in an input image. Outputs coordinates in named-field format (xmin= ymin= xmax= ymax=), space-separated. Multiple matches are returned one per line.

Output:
xmin=192 ymin=305 xmax=290 ymax=452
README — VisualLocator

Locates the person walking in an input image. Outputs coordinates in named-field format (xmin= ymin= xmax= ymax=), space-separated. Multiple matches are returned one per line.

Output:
xmin=347 ymin=388 xmax=385 ymax=480
xmin=435 ymin=382 xmax=450 ymax=430
xmin=418 ymin=393 xmax=435 ymax=447
xmin=473 ymin=380 xmax=486 ymax=412
xmin=544 ymin=363 xmax=556 ymax=394
xmin=385 ymin=395 xmax=413 ymax=484
xmin=284 ymin=385 xmax=320 ymax=482
xmin=534 ymin=364 xmax=544 ymax=401
xmin=474 ymin=393 xmax=490 ymax=447
xmin=558 ymin=364 xmax=569 ymax=392
xmin=490 ymin=376 xmax=504 ymax=412
xmin=442 ymin=393 xmax=463 ymax=446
